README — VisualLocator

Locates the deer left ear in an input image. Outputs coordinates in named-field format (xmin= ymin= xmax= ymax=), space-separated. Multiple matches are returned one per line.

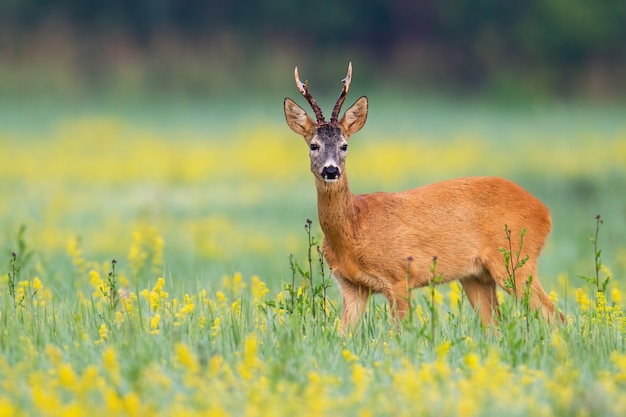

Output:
xmin=340 ymin=96 xmax=368 ymax=137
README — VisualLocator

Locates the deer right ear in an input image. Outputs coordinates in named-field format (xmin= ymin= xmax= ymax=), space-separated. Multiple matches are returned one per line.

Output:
xmin=340 ymin=96 xmax=368 ymax=137
xmin=284 ymin=98 xmax=316 ymax=137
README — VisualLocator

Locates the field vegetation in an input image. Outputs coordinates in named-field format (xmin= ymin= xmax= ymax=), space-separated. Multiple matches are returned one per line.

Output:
xmin=1 ymin=97 xmax=626 ymax=415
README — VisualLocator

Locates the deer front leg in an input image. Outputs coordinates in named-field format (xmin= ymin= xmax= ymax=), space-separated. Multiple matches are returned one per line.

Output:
xmin=336 ymin=275 xmax=370 ymax=335
xmin=386 ymin=284 xmax=410 ymax=324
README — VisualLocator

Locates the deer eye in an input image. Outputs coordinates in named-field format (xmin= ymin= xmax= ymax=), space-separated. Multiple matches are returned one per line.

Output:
xmin=309 ymin=143 xmax=320 ymax=151
xmin=340 ymin=144 xmax=348 ymax=151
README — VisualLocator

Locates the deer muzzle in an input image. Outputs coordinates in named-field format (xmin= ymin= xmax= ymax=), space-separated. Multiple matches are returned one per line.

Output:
xmin=321 ymin=165 xmax=341 ymax=182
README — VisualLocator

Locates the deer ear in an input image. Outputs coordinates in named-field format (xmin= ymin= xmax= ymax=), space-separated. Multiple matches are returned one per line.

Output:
xmin=340 ymin=96 xmax=368 ymax=136
xmin=284 ymin=98 xmax=316 ymax=136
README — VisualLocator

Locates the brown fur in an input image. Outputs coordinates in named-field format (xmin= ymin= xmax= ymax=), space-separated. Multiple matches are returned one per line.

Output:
xmin=317 ymin=174 xmax=560 ymax=330
xmin=284 ymin=68 xmax=562 ymax=333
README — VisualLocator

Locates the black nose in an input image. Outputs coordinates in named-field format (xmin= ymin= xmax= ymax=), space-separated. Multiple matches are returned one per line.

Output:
xmin=322 ymin=166 xmax=340 ymax=180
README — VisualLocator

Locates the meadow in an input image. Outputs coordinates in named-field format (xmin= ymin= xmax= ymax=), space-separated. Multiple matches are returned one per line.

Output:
xmin=1 ymin=96 xmax=626 ymax=416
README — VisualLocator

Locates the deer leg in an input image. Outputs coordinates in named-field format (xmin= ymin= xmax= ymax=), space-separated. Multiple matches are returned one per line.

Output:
xmin=385 ymin=283 xmax=411 ymax=325
xmin=528 ymin=278 xmax=565 ymax=323
xmin=460 ymin=275 xmax=499 ymax=325
xmin=491 ymin=260 xmax=563 ymax=323
xmin=336 ymin=276 xmax=370 ymax=334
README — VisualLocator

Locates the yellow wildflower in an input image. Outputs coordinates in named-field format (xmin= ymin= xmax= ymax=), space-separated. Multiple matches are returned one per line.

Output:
xmin=223 ymin=272 xmax=247 ymax=294
xmin=0 ymin=398 xmax=15 ymax=416
xmin=240 ymin=335 xmax=262 ymax=380
xmin=153 ymin=277 xmax=166 ymax=294
xmin=464 ymin=353 xmax=480 ymax=371
xmin=67 ymin=236 xmax=85 ymax=271
xmin=103 ymin=347 xmax=121 ymax=386
xmin=149 ymin=291 xmax=160 ymax=312
xmin=124 ymin=392 xmax=142 ymax=416
xmin=611 ymin=287 xmax=622 ymax=305
xmin=105 ymin=388 xmax=124 ymax=413
xmin=209 ymin=354 xmax=224 ymax=377
xmin=449 ymin=281 xmax=461 ymax=309
xmin=416 ymin=305 xmax=425 ymax=323
xmin=183 ymin=294 xmax=195 ymax=314
xmin=16 ymin=280 xmax=29 ymax=305
xmin=128 ymin=230 xmax=147 ymax=276
xmin=79 ymin=365 xmax=102 ymax=395
xmin=152 ymin=233 xmax=165 ymax=274
xmin=597 ymin=291 xmax=608 ymax=313
xmin=351 ymin=363 xmax=370 ymax=397
xmin=437 ymin=340 xmax=452 ymax=360
xmin=89 ymin=270 xmax=105 ymax=298
xmin=151 ymin=313 xmax=160 ymax=335
xmin=33 ymin=385 xmax=61 ymax=411
xmin=575 ymin=288 xmax=591 ymax=311
xmin=58 ymin=363 xmax=77 ymax=389
xmin=252 ymin=275 xmax=269 ymax=303
xmin=95 ymin=323 xmax=108 ymax=345
xmin=342 ymin=349 xmax=359 ymax=363
xmin=231 ymin=298 xmax=242 ymax=317
xmin=211 ymin=317 xmax=221 ymax=338
xmin=114 ymin=311 xmax=124 ymax=327
xmin=124 ymin=292 xmax=137 ymax=314
xmin=431 ymin=288 xmax=443 ymax=305
xmin=549 ymin=291 xmax=558 ymax=304
xmin=175 ymin=343 xmax=199 ymax=374
xmin=119 ymin=274 xmax=129 ymax=288
xmin=32 ymin=276 xmax=43 ymax=291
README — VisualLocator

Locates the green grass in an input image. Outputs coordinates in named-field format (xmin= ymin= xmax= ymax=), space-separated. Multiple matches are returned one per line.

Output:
xmin=1 ymin=97 xmax=625 ymax=415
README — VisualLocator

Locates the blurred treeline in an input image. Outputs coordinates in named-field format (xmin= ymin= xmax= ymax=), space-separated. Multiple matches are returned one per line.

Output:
xmin=1 ymin=0 xmax=625 ymax=99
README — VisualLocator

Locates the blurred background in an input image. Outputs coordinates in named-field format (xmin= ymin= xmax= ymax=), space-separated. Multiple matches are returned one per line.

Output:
xmin=1 ymin=0 xmax=625 ymax=99
xmin=1 ymin=0 xmax=625 ymax=293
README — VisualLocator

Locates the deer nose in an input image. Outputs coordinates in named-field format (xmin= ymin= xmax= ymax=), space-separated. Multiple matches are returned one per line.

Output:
xmin=322 ymin=166 xmax=340 ymax=181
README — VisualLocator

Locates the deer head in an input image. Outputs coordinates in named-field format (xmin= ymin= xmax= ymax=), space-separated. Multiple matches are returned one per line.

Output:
xmin=284 ymin=63 xmax=368 ymax=183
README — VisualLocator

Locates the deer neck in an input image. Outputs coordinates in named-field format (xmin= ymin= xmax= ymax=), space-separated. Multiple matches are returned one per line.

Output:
xmin=315 ymin=174 xmax=358 ymax=249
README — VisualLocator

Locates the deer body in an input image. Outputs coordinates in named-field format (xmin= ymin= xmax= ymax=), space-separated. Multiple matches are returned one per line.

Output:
xmin=285 ymin=63 xmax=560 ymax=332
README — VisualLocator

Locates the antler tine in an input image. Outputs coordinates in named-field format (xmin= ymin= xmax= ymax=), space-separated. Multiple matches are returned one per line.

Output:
xmin=330 ymin=62 xmax=352 ymax=124
xmin=294 ymin=66 xmax=325 ymax=124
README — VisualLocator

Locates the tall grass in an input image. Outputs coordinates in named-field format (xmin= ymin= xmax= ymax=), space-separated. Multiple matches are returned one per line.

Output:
xmin=0 ymin=101 xmax=625 ymax=415
xmin=1 ymin=214 xmax=625 ymax=416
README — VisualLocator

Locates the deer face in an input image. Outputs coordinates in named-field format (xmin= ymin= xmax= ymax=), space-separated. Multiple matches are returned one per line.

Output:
xmin=284 ymin=98 xmax=368 ymax=182
xmin=307 ymin=123 xmax=348 ymax=182
xmin=284 ymin=63 xmax=368 ymax=183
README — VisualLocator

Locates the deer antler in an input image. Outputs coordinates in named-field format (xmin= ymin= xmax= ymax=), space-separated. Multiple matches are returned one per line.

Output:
xmin=330 ymin=62 xmax=352 ymax=125
xmin=294 ymin=67 xmax=325 ymax=124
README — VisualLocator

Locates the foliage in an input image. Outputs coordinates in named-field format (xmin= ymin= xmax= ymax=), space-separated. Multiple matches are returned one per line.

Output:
xmin=0 ymin=104 xmax=625 ymax=415
xmin=1 ymin=217 xmax=626 ymax=416
xmin=1 ymin=1 xmax=625 ymax=96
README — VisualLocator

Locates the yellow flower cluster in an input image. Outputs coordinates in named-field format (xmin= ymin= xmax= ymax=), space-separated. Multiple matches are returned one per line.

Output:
xmin=128 ymin=224 xmax=165 ymax=278
xmin=1 ymin=263 xmax=626 ymax=416
xmin=1 ymin=115 xmax=626 ymax=416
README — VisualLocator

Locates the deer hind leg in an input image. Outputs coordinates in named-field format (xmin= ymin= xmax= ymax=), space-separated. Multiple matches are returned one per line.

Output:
xmin=460 ymin=274 xmax=500 ymax=325
xmin=489 ymin=259 xmax=563 ymax=323
xmin=336 ymin=275 xmax=370 ymax=334
xmin=529 ymin=278 xmax=565 ymax=323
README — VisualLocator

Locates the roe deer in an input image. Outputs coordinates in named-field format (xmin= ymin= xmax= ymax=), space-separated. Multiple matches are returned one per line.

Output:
xmin=284 ymin=63 xmax=563 ymax=332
